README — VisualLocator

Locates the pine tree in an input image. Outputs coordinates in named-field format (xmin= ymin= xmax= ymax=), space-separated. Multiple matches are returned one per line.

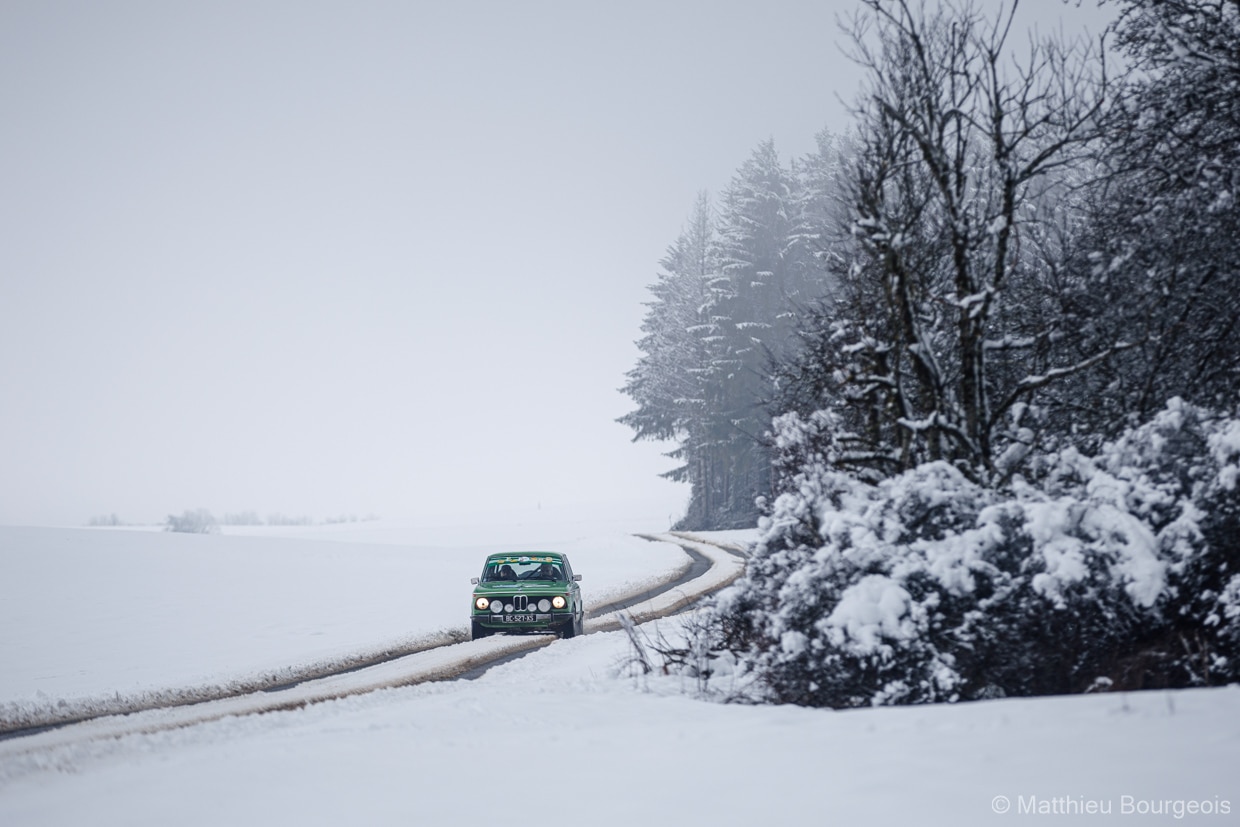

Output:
xmin=619 ymin=193 xmax=719 ymax=525
xmin=699 ymin=140 xmax=819 ymax=525
xmin=623 ymin=142 xmax=830 ymax=528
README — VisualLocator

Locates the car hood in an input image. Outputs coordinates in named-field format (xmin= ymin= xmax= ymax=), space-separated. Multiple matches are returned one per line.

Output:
xmin=472 ymin=582 xmax=568 ymax=596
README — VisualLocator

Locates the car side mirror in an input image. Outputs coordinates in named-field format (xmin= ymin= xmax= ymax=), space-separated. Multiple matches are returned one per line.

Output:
xmin=470 ymin=577 xmax=479 ymax=585
xmin=573 ymin=574 xmax=582 ymax=582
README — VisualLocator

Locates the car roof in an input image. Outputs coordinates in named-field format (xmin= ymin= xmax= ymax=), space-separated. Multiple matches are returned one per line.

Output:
xmin=484 ymin=551 xmax=565 ymax=563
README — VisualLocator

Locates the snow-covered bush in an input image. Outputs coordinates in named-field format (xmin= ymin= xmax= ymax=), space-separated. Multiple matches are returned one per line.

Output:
xmin=707 ymin=399 xmax=1240 ymax=707
xmin=1085 ymin=400 xmax=1240 ymax=687
xmin=164 ymin=509 xmax=220 ymax=535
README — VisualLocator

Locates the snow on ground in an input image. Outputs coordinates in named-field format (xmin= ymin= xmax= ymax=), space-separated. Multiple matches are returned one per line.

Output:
xmin=2 ymin=520 xmax=1235 ymax=825
xmin=1 ymin=613 xmax=1236 ymax=826
xmin=0 ymin=517 xmax=688 ymax=726
xmin=672 ymin=527 xmax=758 ymax=554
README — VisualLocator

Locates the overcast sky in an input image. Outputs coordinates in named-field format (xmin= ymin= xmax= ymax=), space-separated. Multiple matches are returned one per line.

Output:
xmin=0 ymin=1 xmax=1116 ymax=528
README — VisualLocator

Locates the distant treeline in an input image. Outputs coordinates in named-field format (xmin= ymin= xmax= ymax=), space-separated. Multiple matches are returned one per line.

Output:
xmin=88 ymin=510 xmax=380 ymax=532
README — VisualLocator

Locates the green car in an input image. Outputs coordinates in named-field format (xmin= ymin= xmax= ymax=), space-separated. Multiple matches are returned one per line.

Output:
xmin=470 ymin=552 xmax=584 ymax=640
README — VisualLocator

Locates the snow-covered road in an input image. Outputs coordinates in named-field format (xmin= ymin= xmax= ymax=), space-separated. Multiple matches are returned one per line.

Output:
xmin=0 ymin=532 xmax=743 ymax=750
xmin=0 ymin=521 xmax=695 ymax=731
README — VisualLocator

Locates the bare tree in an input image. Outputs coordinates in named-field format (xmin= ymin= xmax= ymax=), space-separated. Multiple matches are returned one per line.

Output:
xmin=1076 ymin=0 xmax=1240 ymax=425
xmin=824 ymin=0 xmax=1126 ymax=480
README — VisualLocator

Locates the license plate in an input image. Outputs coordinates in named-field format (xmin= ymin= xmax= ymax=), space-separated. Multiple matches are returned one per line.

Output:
xmin=501 ymin=613 xmax=550 ymax=623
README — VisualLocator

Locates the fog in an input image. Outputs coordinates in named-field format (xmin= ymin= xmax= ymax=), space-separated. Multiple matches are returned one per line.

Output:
xmin=0 ymin=1 xmax=1115 ymax=528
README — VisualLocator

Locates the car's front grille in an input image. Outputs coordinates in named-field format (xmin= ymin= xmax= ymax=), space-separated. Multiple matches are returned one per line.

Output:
xmin=486 ymin=593 xmax=565 ymax=614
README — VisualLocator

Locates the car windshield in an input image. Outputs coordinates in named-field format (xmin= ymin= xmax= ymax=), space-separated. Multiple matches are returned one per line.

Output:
xmin=482 ymin=558 xmax=564 ymax=582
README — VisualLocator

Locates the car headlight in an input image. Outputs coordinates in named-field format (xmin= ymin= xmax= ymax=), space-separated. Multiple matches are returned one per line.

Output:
xmin=538 ymin=598 xmax=551 ymax=612
xmin=551 ymin=595 xmax=567 ymax=610
xmin=475 ymin=597 xmax=489 ymax=611
xmin=490 ymin=600 xmax=504 ymax=614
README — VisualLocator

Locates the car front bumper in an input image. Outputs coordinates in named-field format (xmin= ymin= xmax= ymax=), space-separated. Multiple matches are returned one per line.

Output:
xmin=472 ymin=612 xmax=575 ymax=633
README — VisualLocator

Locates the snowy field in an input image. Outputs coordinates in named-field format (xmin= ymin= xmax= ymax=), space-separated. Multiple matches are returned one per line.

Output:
xmin=0 ymin=515 xmax=690 ymax=727
xmin=1 ymin=612 xmax=1236 ymax=826
xmin=2 ymin=519 xmax=1236 ymax=826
